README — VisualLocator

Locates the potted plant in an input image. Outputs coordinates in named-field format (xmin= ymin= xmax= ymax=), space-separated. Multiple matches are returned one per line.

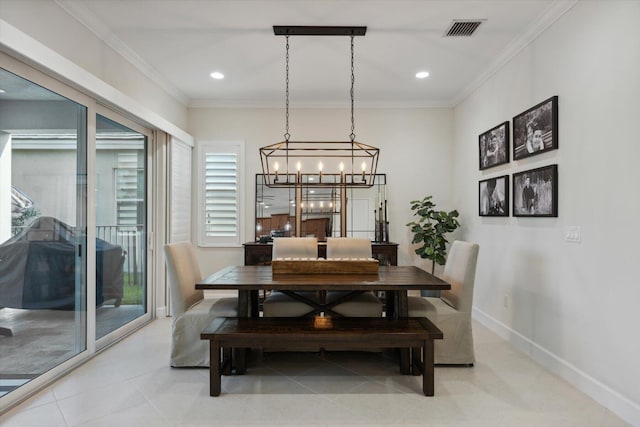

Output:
xmin=406 ymin=195 xmax=460 ymax=275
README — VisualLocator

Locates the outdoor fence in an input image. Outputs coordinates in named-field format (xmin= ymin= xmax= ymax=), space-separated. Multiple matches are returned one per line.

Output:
xmin=11 ymin=224 xmax=144 ymax=287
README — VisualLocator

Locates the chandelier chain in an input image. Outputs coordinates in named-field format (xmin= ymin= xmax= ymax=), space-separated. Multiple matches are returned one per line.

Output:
xmin=263 ymin=26 xmax=377 ymax=189
xmin=284 ymin=35 xmax=290 ymax=141
xmin=350 ymin=35 xmax=355 ymax=142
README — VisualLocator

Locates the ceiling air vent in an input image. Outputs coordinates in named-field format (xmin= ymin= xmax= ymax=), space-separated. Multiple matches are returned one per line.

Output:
xmin=444 ymin=20 xmax=485 ymax=37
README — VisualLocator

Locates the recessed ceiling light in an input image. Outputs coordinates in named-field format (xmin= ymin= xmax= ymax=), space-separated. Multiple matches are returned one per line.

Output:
xmin=0 ymin=89 xmax=5 ymax=93
xmin=210 ymin=71 xmax=224 ymax=80
xmin=416 ymin=71 xmax=430 ymax=79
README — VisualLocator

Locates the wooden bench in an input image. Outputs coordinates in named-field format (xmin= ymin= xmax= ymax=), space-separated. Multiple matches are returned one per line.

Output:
xmin=200 ymin=316 xmax=443 ymax=397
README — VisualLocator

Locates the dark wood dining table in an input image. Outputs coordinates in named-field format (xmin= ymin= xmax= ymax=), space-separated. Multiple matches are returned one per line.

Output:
xmin=196 ymin=265 xmax=450 ymax=374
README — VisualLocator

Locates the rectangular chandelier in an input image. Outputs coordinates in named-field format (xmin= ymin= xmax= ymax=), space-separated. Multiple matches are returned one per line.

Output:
xmin=260 ymin=140 xmax=379 ymax=187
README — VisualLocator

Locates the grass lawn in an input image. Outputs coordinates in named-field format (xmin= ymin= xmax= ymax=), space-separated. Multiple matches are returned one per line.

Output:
xmin=121 ymin=273 xmax=144 ymax=305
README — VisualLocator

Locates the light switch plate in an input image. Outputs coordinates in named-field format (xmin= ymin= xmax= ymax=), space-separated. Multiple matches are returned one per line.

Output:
xmin=565 ymin=226 xmax=581 ymax=243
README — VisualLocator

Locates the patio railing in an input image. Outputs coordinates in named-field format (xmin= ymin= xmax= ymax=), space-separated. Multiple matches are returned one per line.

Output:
xmin=11 ymin=224 xmax=144 ymax=287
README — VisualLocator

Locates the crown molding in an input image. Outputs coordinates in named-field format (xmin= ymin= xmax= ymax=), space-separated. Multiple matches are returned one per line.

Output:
xmin=56 ymin=0 xmax=577 ymax=111
xmin=451 ymin=0 xmax=579 ymax=107
xmin=55 ymin=0 xmax=189 ymax=106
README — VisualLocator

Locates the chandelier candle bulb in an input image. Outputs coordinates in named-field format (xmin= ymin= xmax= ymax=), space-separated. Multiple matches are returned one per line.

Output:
xmin=339 ymin=162 xmax=345 ymax=183
xmin=361 ymin=161 xmax=366 ymax=181
xmin=296 ymin=161 xmax=302 ymax=183
xmin=274 ymin=161 xmax=279 ymax=181
xmin=318 ymin=161 xmax=323 ymax=182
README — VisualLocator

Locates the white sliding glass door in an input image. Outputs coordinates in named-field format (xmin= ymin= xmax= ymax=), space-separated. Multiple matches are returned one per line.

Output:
xmin=95 ymin=113 xmax=150 ymax=340
xmin=0 ymin=66 xmax=88 ymax=396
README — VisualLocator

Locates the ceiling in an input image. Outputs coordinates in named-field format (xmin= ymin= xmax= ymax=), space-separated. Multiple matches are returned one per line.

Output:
xmin=50 ymin=1 xmax=573 ymax=108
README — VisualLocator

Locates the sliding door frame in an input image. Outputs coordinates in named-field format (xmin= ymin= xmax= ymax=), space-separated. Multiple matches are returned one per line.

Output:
xmin=93 ymin=105 xmax=155 ymax=351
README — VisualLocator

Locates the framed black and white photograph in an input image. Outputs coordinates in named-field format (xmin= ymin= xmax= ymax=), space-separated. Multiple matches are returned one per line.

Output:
xmin=513 ymin=96 xmax=558 ymax=160
xmin=479 ymin=175 xmax=509 ymax=217
xmin=479 ymin=121 xmax=509 ymax=170
xmin=513 ymin=165 xmax=558 ymax=217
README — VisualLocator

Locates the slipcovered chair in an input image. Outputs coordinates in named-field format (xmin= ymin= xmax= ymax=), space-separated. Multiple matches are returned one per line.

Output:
xmin=262 ymin=237 xmax=318 ymax=317
xmin=164 ymin=242 xmax=237 ymax=367
xmin=408 ymin=240 xmax=479 ymax=365
xmin=325 ymin=237 xmax=383 ymax=317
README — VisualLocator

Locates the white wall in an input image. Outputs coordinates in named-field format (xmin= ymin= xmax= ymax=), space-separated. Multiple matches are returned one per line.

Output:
xmin=188 ymin=107 xmax=454 ymax=276
xmin=452 ymin=1 xmax=640 ymax=423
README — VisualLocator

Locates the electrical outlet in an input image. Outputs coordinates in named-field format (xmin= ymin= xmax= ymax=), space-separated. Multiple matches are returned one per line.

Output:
xmin=565 ymin=226 xmax=581 ymax=243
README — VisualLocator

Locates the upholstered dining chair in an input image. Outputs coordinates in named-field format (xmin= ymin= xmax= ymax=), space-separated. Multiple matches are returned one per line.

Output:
xmin=262 ymin=237 xmax=319 ymax=317
xmin=325 ymin=237 xmax=383 ymax=317
xmin=164 ymin=242 xmax=237 ymax=367
xmin=408 ymin=240 xmax=479 ymax=365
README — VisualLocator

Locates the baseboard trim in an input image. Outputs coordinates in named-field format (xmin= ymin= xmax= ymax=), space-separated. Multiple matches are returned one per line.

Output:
xmin=472 ymin=307 xmax=639 ymax=426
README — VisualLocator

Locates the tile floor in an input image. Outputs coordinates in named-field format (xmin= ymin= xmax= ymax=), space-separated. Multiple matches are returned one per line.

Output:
xmin=0 ymin=316 xmax=630 ymax=427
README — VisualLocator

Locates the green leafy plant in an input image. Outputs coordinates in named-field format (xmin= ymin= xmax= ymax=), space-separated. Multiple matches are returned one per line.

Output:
xmin=406 ymin=196 xmax=460 ymax=274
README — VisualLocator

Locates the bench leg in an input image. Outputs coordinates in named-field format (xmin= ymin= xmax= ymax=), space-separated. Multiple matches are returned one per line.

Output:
xmin=210 ymin=340 xmax=221 ymax=396
xmin=423 ymin=339 xmax=434 ymax=396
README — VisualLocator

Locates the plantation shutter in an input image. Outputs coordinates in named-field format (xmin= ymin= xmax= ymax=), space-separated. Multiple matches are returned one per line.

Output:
xmin=169 ymin=137 xmax=191 ymax=243
xmin=198 ymin=141 xmax=244 ymax=246
xmin=204 ymin=153 xmax=238 ymax=237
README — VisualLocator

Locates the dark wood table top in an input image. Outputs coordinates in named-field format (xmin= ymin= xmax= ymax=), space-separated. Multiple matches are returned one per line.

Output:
xmin=196 ymin=265 xmax=450 ymax=291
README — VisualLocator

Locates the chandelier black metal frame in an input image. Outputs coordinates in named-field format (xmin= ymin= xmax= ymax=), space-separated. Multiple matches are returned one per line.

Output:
xmin=260 ymin=25 xmax=379 ymax=188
